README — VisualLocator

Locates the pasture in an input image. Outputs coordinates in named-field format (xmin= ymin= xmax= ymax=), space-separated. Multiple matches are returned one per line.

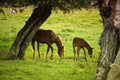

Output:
xmin=0 ymin=8 xmax=102 ymax=80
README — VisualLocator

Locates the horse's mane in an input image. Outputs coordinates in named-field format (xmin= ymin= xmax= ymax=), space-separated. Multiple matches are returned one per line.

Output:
xmin=55 ymin=36 xmax=63 ymax=49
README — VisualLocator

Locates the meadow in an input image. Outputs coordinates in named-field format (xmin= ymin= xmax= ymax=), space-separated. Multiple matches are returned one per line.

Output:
xmin=0 ymin=8 xmax=103 ymax=80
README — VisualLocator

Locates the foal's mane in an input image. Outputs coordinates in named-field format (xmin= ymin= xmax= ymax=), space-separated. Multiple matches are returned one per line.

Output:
xmin=84 ymin=40 xmax=92 ymax=50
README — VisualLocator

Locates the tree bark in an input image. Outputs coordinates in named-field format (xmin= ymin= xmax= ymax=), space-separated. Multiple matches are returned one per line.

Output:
xmin=107 ymin=0 xmax=120 ymax=80
xmin=95 ymin=0 xmax=120 ymax=80
xmin=107 ymin=47 xmax=120 ymax=80
xmin=7 ymin=4 xmax=52 ymax=59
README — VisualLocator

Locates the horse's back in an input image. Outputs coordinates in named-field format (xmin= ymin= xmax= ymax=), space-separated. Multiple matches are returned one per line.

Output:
xmin=32 ymin=29 xmax=57 ymax=43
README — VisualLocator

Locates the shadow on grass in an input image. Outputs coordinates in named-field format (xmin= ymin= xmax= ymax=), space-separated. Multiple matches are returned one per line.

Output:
xmin=0 ymin=52 xmax=7 ymax=60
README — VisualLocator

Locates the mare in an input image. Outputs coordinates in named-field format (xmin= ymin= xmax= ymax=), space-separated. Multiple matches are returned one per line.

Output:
xmin=31 ymin=29 xmax=64 ymax=59
xmin=73 ymin=37 xmax=93 ymax=61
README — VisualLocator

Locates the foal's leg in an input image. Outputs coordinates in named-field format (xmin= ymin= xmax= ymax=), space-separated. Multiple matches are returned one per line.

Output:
xmin=73 ymin=46 xmax=76 ymax=60
xmin=77 ymin=47 xmax=80 ymax=61
xmin=37 ymin=42 xmax=41 ymax=58
xmin=82 ymin=48 xmax=87 ymax=62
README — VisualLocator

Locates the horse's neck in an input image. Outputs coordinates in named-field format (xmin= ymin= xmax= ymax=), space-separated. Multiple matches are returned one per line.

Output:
xmin=55 ymin=36 xmax=62 ymax=49
xmin=85 ymin=42 xmax=92 ymax=50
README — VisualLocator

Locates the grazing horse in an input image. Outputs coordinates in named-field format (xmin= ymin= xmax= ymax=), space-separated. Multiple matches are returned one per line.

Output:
xmin=0 ymin=8 xmax=4 ymax=14
xmin=73 ymin=37 xmax=93 ymax=61
xmin=19 ymin=7 xmax=25 ymax=13
xmin=31 ymin=29 xmax=64 ymax=59
xmin=9 ymin=8 xmax=17 ymax=14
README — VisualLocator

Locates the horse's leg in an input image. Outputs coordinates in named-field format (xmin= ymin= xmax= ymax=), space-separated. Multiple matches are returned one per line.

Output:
xmin=37 ymin=42 xmax=41 ymax=58
xmin=50 ymin=45 xmax=54 ymax=60
xmin=31 ymin=40 xmax=35 ymax=59
xmin=82 ymin=47 xmax=87 ymax=62
xmin=77 ymin=47 xmax=80 ymax=61
xmin=46 ymin=45 xmax=50 ymax=59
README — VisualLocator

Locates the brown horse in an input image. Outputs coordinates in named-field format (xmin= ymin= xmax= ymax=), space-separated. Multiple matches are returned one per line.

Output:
xmin=73 ymin=37 xmax=93 ymax=61
xmin=31 ymin=29 xmax=64 ymax=59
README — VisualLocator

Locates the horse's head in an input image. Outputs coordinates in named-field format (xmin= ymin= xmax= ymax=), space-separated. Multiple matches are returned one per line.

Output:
xmin=88 ymin=48 xmax=94 ymax=58
xmin=58 ymin=46 xmax=64 ymax=58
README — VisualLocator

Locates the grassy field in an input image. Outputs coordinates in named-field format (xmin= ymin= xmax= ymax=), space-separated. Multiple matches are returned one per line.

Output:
xmin=0 ymin=8 xmax=103 ymax=80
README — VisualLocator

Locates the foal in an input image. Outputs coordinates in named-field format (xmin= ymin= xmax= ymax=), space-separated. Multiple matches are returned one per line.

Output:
xmin=73 ymin=37 xmax=93 ymax=61
xmin=31 ymin=29 xmax=64 ymax=59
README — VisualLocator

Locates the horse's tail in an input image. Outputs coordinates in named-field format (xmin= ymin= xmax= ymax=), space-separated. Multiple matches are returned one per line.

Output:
xmin=31 ymin=39 xmax=35 ymax=52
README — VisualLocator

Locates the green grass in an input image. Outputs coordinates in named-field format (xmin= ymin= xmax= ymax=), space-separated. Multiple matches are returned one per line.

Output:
xmin=0 ymin=8 xmax=103 ymax=80
xmin=0 ymin=59 xmax=97 ymax=80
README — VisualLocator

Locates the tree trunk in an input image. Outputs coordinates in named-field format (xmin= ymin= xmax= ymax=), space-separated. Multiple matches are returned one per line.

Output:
xmin=7 ymin=4 xmax=52 ymax=59
xmin=107 ymin=47 xmax=120 ymax=80
xmin=95 ymin=0 xmax=120 ymax=80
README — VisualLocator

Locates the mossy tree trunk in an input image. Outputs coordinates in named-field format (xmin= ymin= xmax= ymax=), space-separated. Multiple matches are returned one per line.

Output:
xmin=95 ymin=0 xmax=120 ymax=80
xmin=7 ymin=4 xmax=52 ymax=59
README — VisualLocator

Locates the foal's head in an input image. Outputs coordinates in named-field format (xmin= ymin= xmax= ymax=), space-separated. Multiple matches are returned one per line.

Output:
xmin=88 ymin=48 xmax=93 ymax=57
xmin=58 ymin=46 xmax=64 ymax=58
